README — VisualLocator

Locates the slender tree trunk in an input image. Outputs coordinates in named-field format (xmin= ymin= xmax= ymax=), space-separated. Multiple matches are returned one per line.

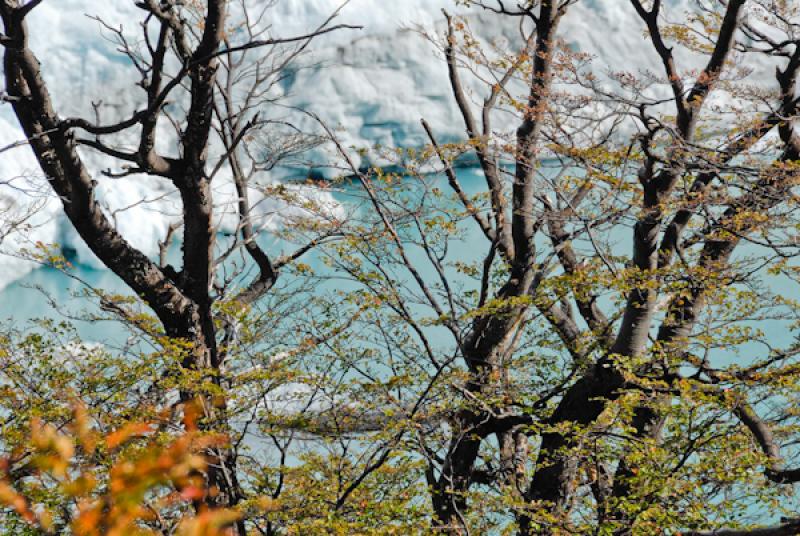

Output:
xmin=0 ymin=1 xmax=245 ymax=532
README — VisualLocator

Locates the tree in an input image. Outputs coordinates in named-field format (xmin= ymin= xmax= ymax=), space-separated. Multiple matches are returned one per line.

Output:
xmin=0 ymin=1 xmax=357 ymax=534
xmin=4 ymin=0 xmax=800 ymax=535
xmin=310 ymin=0 xmax=800 ymax=534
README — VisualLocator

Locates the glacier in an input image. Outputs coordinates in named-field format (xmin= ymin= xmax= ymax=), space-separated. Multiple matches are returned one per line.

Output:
xmin=0 ymin=0 xmax=778 ymax=290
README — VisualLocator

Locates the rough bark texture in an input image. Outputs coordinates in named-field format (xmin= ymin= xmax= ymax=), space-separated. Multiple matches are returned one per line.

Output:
xmin=0 ymin=1 xmax=244 ymax=531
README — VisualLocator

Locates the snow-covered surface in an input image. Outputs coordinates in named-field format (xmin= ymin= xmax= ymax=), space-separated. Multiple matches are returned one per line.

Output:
xmin=0 ymin=0 xmax=780 ymax=289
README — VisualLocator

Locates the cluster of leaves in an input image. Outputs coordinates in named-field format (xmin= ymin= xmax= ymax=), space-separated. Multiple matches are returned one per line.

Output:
xmin=0 ymin=400 xmax=238 ymax=535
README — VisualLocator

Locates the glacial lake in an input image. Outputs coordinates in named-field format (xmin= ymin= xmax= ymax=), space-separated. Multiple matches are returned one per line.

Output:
xmin=0 ymin=167 xmax=795 ymax=363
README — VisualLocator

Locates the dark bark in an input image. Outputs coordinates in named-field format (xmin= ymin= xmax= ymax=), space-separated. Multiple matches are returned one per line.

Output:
xmin=430 ymin=4 xmax=568 ymax=532
xmin=518 ymin=2 xmax=748 ymax=533
xmin=607 ymin=32 xmax=800 ymax=534
xmin=0 ymin=1 xmax=244 ymax=531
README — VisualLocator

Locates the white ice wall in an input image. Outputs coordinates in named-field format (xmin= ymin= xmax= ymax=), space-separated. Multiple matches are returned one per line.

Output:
xmin=0 ymin=0 xmax=781 ymax=288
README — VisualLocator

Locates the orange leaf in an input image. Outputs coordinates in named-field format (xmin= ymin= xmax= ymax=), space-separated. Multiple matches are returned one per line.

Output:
xmin=106 ymin=423 xmax=154 ymax=450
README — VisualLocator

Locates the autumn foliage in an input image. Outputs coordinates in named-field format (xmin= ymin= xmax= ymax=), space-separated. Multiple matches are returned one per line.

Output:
xmin=0 ymin=401 xmax=239 ymax=535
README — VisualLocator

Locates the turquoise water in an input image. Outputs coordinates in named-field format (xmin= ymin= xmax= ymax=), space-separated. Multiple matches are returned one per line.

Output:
xmin=0 ymin=170 xmax=490 ymax=342
xmin=0 ymin=259 xmax=131 ymax=341
xmin=0 ymin=167 xmax=795 ymax=362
